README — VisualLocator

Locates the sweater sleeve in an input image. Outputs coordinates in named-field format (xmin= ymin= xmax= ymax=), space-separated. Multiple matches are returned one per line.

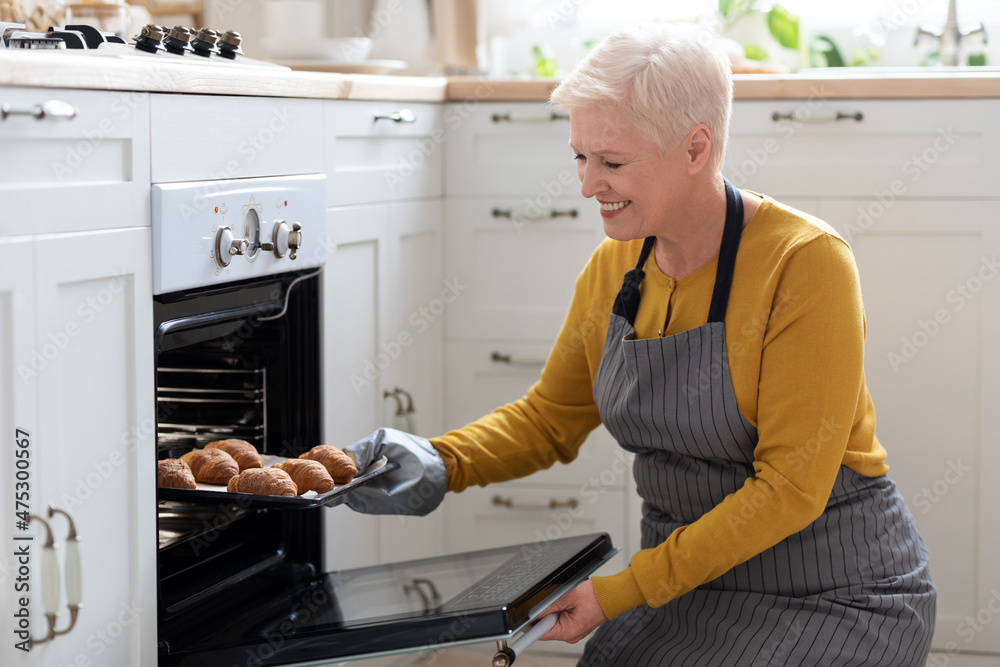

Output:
xmin=430 ymin=251 xmax=610 ymax=493
xmin=592 ymin=234 xmax=869 ymax=618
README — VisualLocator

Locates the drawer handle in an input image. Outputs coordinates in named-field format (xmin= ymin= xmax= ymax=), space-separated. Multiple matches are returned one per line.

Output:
xmin=771 ymin=110 xmax=863 ymax=123
xmin=492 ymin=495 xmax=579 ymax=510
xmin=1 ymin=99 xmax=77 ymax=121
xmin=490 ymin=351 xmax=548 ymax=366
xmin=491 ymin=110 xmax=569 ymax=123
xmin=373 ymin=109 xmax=417 ymax=123
xmin=491 ymin=208 xmax=578 ymax=221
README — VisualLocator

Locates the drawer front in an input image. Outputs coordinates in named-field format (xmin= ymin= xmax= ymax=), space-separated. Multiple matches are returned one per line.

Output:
xmin=445 ymin=197 xmax=603 ymax=341
xmin=0 ymin=87 xmax=149 ymax=234
xmin=150 ymin=94 xmax=323 ymax=183
xmin=445 ymin=341 xmax=627 ymax=488
xmin=444 ymin=484 xmax=630 ymax=578
xmin=446 ymin=101 xmax=577 ymax=196
xmin=726 ymin=99 xmax=1000 ymax=199
xmin=325 ymin=101 xmax=443 ymax=206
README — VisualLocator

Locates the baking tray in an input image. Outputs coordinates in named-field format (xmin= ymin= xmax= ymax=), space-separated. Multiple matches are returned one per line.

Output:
xmin=157 ymin=455 xmax=398 ymax=509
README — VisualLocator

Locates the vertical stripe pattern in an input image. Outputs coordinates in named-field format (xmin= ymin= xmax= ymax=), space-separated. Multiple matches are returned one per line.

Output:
xmin=583 ymin=313 xmax=936 ymax=666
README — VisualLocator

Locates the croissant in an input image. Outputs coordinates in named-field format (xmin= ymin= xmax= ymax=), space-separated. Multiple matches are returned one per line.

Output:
xmin=180 ymin=449 xmax=239 ymax=484
xmin=299 ymin=445 xmax=358 ymax=484
xmin=271 ymin=459 xmax=335 ymax=494
xmin=158 ymin=458 xmax=196 ymax=489
xmin=227 ymin=468 xmax=298 ymax=496
xmin=204 ymin=438 xmax=263 ymax=471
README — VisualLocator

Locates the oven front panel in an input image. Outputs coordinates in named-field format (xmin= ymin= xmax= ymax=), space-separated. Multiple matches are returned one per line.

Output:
xmin=151 ymin=174 xmax=327 ymax=295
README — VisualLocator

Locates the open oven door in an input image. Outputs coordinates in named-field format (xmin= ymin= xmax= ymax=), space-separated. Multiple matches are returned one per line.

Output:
xmin=158 ymin=532 xmax=617 ymax=666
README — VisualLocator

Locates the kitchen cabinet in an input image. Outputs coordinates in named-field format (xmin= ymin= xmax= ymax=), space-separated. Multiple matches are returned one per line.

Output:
xmin=323 ymin=100 xmax=443 ymax=207
xmin=322 ymin=101 xmax=447 ymax=569
xmin=726 ymin=98 xmax=1000 ymax=660
xmin=0 ymin=228 xmax=156 ymax=666
xmin=440 ymin=103 xmax=637 ymax=656
xmin=0 ymin=87 xmax=150 ymax=235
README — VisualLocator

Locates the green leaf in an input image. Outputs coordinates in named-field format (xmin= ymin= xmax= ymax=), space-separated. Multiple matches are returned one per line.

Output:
xmin=812 ymin=35 xmax=845 ymax=67
xmin=968 ymin=53 xmax=987 ymax=66
xmin=744 ymin=44 xmax=767 ymax=61
xmin=767 ymin=4 xmax=799 ymax=50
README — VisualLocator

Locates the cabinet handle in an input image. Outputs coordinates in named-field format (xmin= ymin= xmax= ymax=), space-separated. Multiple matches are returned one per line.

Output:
xmin=492 ymin=495 xmax=579 ymax=510
xmin=771 ymin=110 xmax=863 ymax=123
xmin=1 ymin=99 xmax=77 ymax=121
xmin=490 ymin=351 xmax=548 ymax=366
xmin=491 ymin=109 xmax=569 ymax=123
xmin=491 ymin=208 xmax=578 ymax=221
xmin=373 ymin=109 xmax=417 ymax=123
xmin=49 ymin=506 xmax=82 ymax=638
xmin=27 ymin=514 xmax=59 ymax=646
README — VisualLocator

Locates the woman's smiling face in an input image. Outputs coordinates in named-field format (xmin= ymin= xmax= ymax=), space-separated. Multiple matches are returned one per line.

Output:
xmin=570 ymin=105 xmax=693 ymax=242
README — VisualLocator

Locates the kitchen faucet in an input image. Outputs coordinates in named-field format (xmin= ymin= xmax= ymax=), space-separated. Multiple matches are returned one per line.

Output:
xmin=914 ymin=0 xmax=987 ymax=66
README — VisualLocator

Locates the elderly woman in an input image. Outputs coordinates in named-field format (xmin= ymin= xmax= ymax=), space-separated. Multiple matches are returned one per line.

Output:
xmin=345 ymin=24 xmax=936 ymax=665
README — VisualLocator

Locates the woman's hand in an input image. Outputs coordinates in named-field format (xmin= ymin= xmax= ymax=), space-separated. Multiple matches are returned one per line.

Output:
xmin=538 ymin=580 xmax=609 ymax=644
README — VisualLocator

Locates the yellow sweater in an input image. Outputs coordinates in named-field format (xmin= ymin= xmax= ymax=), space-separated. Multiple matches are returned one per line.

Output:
xmin=430 ymin=195 xmax=888 ymax=620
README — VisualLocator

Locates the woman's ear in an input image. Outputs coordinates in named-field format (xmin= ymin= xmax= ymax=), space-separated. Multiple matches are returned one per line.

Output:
xmin=685 ymin=124 xmax=712 ymax=174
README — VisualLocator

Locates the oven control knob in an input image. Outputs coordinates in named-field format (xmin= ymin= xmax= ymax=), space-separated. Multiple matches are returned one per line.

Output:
xmin=287 ymin=222 xmax=302 ymax=260
xmin=214 ymin=226 xmax=248 ymax=267
xmin=261 ymin=219 xmax=290 ymax=258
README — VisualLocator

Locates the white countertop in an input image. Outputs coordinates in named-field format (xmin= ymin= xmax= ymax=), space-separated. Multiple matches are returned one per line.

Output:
xmin=3 ymin=49 xmax=1000 ymax=100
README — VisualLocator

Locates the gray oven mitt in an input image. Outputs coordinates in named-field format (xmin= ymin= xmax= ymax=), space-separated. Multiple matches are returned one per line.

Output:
xmin=342 ymin=428 xmax=447 ymax=516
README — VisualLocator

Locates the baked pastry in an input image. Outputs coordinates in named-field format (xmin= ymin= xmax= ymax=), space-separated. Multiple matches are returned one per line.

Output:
xmin=271 ymin=459 xmax=335 ymax=494
xmin=180 ymin=449 xmax=239 ymax=485
xmin=227 ymin=468 xmax=298 ymax=496
xmin=299 ymin=445 xmax=358 ymax=484
xmin=158 ymin=459 xmax=196 ymax=489
xmin=204 ymin=438 xmax=263 ymax=471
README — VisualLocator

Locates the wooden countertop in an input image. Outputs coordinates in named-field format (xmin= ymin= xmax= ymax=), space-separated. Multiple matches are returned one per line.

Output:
xmin=3 ymin=50 xmax=1000 ymax=100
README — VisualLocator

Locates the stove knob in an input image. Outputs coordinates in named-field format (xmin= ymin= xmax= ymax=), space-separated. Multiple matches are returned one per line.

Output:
xmin=214 ymin=227 xmax=248 ymax=267
xmin=191 ymin=28 xmax=219 ymax=57
xmin=135 ymin=24 xmax=165 ymax=54
xmin=262 ymin=220 xmax=290 ymax=258
xmin=287 ymin=222 xmax=303 ymax=260
xmin=218 ymin=30 xmax=242 ymax=60
xmin=163 ymin=26 xmax=194 ymax=55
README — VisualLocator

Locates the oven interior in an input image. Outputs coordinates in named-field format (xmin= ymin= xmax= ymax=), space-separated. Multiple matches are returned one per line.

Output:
xmin=154 ymin=271 xmax=324 ymax=654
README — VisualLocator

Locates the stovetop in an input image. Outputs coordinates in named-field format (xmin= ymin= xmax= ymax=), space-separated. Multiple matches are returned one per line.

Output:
xmin=0 ymin=20 xmax=287 ymax=70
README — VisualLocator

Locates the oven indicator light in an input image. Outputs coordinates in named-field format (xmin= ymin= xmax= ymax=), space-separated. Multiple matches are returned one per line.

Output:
xmin=214 ymin=206 xmax=218 ymax=213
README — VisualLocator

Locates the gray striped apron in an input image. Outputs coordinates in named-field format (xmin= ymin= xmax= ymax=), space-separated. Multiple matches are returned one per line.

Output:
xmin=580 ymin=179 xmax=936 ymax=666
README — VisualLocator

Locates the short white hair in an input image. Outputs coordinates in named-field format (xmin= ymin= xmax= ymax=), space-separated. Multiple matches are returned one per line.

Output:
xmin=550 ymin=23 xmax=733 ymax=170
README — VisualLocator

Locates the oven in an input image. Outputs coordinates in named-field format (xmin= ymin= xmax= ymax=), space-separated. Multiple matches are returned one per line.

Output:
xmin=151 ymin=173 xmax=616 ymax=667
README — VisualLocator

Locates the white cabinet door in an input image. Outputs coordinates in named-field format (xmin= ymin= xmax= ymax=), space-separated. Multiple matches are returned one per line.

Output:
xmin=820 ymin=200 xmax=1000 ymax=655
xmin=0 ymin=236 xmax=36 ymax=663
xmin=445 ymin=197 xmax=603 ymax=342
xmin=3 ymin=228 xmax=156 ymax=667
xmin=323 ymin=205 xmax=388 ymax=571
xmin=323 ymin=202 xmax=446 ymax=566
xmin=378 ymin=201 xmax=446 ymax=563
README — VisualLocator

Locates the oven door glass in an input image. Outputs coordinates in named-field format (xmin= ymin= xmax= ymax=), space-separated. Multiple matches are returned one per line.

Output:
xmin=159 ymin=532 xmax=617 ymax=666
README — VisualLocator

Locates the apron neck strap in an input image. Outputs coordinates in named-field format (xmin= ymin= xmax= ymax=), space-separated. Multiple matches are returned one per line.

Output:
xmin=706 ymin=177 xmax=744 ymax=324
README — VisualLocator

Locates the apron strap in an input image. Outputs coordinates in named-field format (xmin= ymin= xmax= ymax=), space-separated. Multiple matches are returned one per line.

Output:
xmin=610 ymin=177 xmax=745 ymax=327
xmin=706 ymin=178 xmax=745 ymax=324
xmin=611 ymin=235 xmax=655 ymax=325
